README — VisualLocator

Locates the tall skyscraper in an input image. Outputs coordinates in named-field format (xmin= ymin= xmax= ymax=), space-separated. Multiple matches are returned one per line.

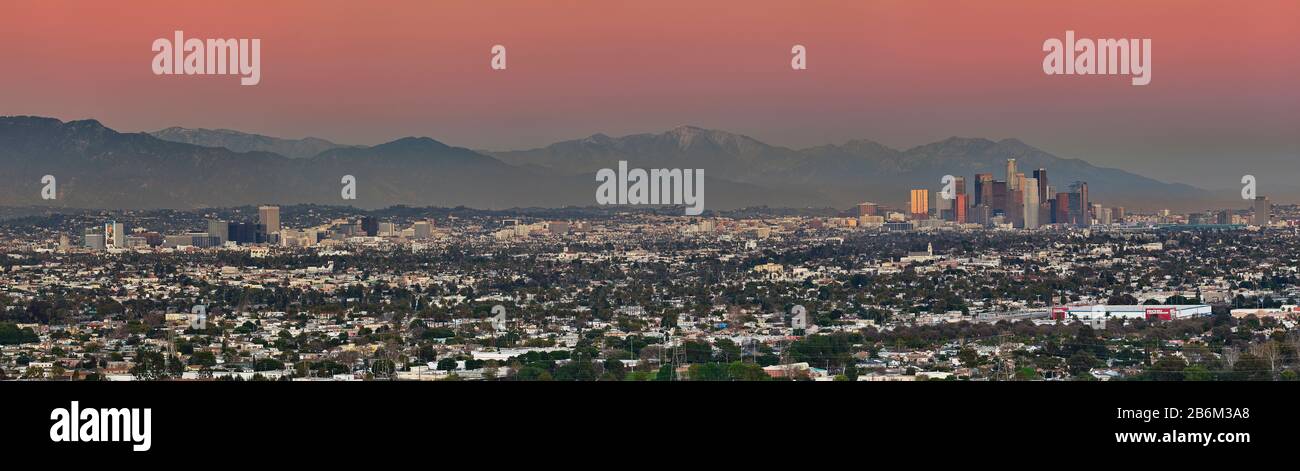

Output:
xmin=1254 ymin=197 xmax=1271 ymax=226
xmin=1032 ymin=168 xmax=1048 ymax=203
xmin=1065 ymin=182 xmax=1090 ymax=226
xmin=1022 ymin=177 xmax=1039 ymax=229
xmin=856 ymin=202 xmax=879 ymax=217
xmin=1078 ymin=182 xmax=1089 ymax=225
xmin=1006 ymin=159 xmax=1018 ymax=190
xmin=909 ymin=189 xmax=929 ymax=220
xmin=1009 ymin=183 xmax=1024 ymax=227
xmin=1054 ymin=192 xmax=1071 ymax=225
xmin=259 ymin=205 xmax=281 ymax=234
xmin=954 ymin=194 xmax=968 ymax=224
xmin=974 ymin=173 xmax=993 ymax=207
xmin=991 ymin=181 xmax=1008 ymax=216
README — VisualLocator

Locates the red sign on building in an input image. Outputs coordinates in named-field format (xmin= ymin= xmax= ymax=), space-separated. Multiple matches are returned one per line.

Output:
xmin=1144 ymin=307 xmax=1173 ymax=321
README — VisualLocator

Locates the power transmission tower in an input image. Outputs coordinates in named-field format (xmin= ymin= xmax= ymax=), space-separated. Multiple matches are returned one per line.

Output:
xmin=989 ymin=332 xmax=1014 ymax=381
xmin=671 ymin=334 xmax=687 ymax=381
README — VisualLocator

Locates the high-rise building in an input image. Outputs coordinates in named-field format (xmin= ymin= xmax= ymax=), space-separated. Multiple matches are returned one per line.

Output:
xmin=954 ymin=194 xmax=968 ymax=224
xmin=190 ymin=234 xmax=221 ymax=248
xmin=1113 ymin=207 xmax=1125 ymax=223
xmin=207 ymin=219 xmax=229 ymax=244
xmin=1054 ymin=192 xmax=1071 ymax=225
xmin=856 ymin=202 xmax=879 ymax=217
xmin=1032 ymin=169 xmax=1048 ymax=203
xmin=1216 ymin=210 xmax=1231 ymax=225
xmin=1066 ymin=192 xmax=1084 ymax=226
xmin=1254 ymin=197 xmax=1271 ymax=226
xmin=228 ymin=222 xmax=266 ymax=244
xmin=991 ymin=181 xmax=1008 ymax=216
xmin=361 ymin=217 xmax=379 ymax=237
xmin=1022 ymin=177 xmax=1039 ymax=229
xmin=1062 ymin=182 xmax=1090 ymax=226
xmin=1078 ymin=182 xmax=1089 ymax=225
xmin=936 ymin=185 xmax=953 ymax=220
xmin=84 ymin=227 xmax=106 ymax=250
xmin=973 ymin=204 xmax=992 ymax=227
xmin=974 ymin=173 xmax=993 ymax=207
xmin=259 ymin=205 xmax=281 ymax=234
xmin=1006 ymin=159 xmax=1018 ymax=190
xmin=1008 ymin=186 xmax=1024 ymax=227
xmin=413 ymin=220 xmax=434 ymax=239
xmin=104 ymin=221 xmax=125 ymax=249
xmin=909 ymin=189 xmax=929 ymax=220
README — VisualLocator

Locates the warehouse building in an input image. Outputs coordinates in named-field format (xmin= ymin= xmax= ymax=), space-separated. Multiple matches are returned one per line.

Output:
xmin=1050 ymin=305 xmax=1212 ymax=321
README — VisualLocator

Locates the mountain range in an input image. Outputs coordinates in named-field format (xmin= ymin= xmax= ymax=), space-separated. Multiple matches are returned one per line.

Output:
xmin=0 ymin=116 xmax=1231 ymax=211
xmin=150 ymin=127 xmax=351 ymax=159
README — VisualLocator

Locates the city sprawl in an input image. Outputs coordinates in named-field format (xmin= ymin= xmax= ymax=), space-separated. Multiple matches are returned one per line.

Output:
xmin=3 ymin=186 xmax=1300 ymax=381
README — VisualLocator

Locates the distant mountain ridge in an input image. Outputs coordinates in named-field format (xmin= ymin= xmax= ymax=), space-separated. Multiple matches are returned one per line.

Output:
xmin=150 ymin=127 xmax=350 ymax=159
xmin=794 ymin=136 xmax=1212 ymax=210
xmin=493 ymin=127 xmax=1219 ymax=210
xmin=0 ymin=116 xmax=1228 ymax=211
xmin=492 ymin=125 xmax=806 ymax=184
xmin=0 ymin=117 xmax=823 ymax=210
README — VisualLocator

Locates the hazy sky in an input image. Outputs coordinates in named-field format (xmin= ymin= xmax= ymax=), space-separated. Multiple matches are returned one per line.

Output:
xmin=2 ymin=0 xmax=1296 ymax=189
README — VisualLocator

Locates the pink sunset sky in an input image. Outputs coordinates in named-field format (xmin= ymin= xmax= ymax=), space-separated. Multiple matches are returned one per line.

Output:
xmin=1 ymin=0 xmax=1296 ymax=188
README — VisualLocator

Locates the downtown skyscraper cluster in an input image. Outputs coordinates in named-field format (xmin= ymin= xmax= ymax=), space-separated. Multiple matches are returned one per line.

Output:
xmin=911 ymin=159 xmax=1122 ymax=228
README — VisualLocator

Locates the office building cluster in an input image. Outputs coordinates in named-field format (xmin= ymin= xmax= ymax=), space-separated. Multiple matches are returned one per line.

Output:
xmin=80 ymin=205 xmax=439 ymax=251
xmin=905 ymin=159 xmax=1124 ymax=229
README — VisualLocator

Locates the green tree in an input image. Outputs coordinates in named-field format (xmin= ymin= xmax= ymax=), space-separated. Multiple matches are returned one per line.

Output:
xmin=1234 ymin=353 xmax=1271 ymax=381
xmin=1146 ymin=355 xmax=1187 ymax=381
xmin=437 ymin=358 xmax=459 ymax=371
xmin=654 ymin=364 xmax=676 ymax=381
xmin=601 ymin=359 xmax=626 ymax=381
xmin=958 ymin=347 xmax=980 ymax=368
xmin=1183 ymin=364 xmax=1212 ymax=381
xmin=189 ymin=351 xmax=217 ymax=367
